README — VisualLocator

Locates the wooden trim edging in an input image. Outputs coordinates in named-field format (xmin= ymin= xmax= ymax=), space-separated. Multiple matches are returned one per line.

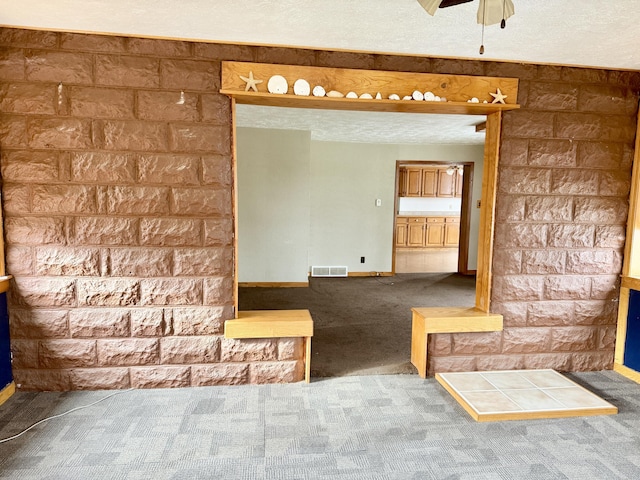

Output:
xmin=0 ymin=381 xmax=15 ymax=407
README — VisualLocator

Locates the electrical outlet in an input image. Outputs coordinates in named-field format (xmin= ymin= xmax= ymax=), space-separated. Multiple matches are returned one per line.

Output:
xmin=361 ymin=256 xmax=365 ymax=263
xmin=476 ymin=200 xmax=481 ymax=208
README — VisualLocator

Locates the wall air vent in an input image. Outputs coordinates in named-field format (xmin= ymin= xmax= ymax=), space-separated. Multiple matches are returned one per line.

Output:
xmin=311 ymin=266 xmax=348 ymax=277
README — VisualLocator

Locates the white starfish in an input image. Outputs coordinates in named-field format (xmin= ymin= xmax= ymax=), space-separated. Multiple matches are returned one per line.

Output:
xmin=239 ymin=71 xmax=263 ymax=92
xmin=490 ymin=88 xmax=508 ymax=104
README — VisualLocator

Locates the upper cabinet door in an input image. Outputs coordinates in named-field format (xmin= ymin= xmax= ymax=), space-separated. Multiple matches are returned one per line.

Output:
xmin=405 ymin=168 xmax=423 ymax=197
xmin=437 ymin=169 xmax=455 ymax=197
xmin=454 ymin=170 xmax=464 ymax=198
xmin=421 ymin=169 xmax=438 ymax=197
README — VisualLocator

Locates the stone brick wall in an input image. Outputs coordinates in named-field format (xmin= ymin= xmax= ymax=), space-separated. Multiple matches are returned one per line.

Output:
xmin=0 ymin=27 xmax=639 ymax=389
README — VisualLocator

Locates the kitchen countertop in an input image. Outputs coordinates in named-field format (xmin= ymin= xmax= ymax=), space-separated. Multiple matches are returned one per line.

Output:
xmin=398 ymin=211 xmax=460 ymax=216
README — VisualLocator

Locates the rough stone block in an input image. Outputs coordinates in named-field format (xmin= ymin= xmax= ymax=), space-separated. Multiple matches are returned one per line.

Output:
xmin=127 ymin=37 xmax=192 ymax=57
xmin=35 ymin=246 xmax=100 ymax=276
xmin=0 ymin=115 xmax=27 ymax=147
xmin=172 ymin=306 xmax=228 ymax=336
xmin=173 ymin=247 xmax=232 ymax=276
xmin=490 ymin=302 xmax=527 ymax=327
xmin=523 ymin=353 xmax=572 ymax=371
xmin=9 ymin=339 xmax=39 ymax=368
xmin=498 ymin=138 xmax=528 ymax=167
xmin=2 ymin=150 xmax=62 ymax=183
xmin=575 ymin=301 xmax=618 ymax=326
xmin=594 ymin=225 xmax=625 ymax=248
xmin=203 ymin=218 xmax=233 ymax=246
xmin=0 ymin=48 xmax=26 ymax=81
xmin=70 ymin=87 xmax=134 ymax=119
xmin=2 ymin=184 xmax=30 ymax=215
xmin=599 ymin=170 xmax=631 ymax=197
xmin=161 ymin=336 xmax=219 ymax=364
xmin=248 ymin=360 xmax=304 ymax=384
xmin=32 ymin=184 xmax=96 ymax=214
xmin=69 ymin=368 xmax=131 ymax=390
xmin=491 ymin=249 xmax=522 ymax=275
xmin=598 ymin=326 xmax=617 ymax=350
xmin=526 ymin=82 xmax=578 ymax=111
xmin=201 ymin=95 xmax=231 ymax=124
xmin=131 ymin=308 xmax=169 ymax=337
xmin=102 ymin=120 xmax=168 ymax=152
xmin=277 ymin=338 xmax=304 ymax=361
xmin=6 ymin=245 xmax=33 ymax=275
xmin=544 ymin=276 xmax=591 ymax=300
xmin=9 ymin=309 xmax=69 ymax=339
xmin=590 ymin=275 xmax=620 ymax=301
xmin=501 ymin=111 xmax=555 ymax=138
xmin=141 ymin=278 xmax=202 ymax=306
xmin=168 ymin=124 xmax=230 ymax=154
xmin=428 ymin=334 xmax=452 ymax=356
xmin=571 ymin=351 xmax=613 ymax=371
xmin=221 ymin=338 xmax=277 ymax=362
xmin=427 ymin=356 xmax=476 ymax=376
xmin=160 ymin=59 xmax=219 ymax=90
xmin=486 ymin=61 xmax=538 ymax=80
xmin=77 ymin=278 xmax=140 ymax=307
xmin=0 ymin=83 xmax=56 ymax=115
xmin=137 ymin=153 xmax=200 ymax=186
xmin=25 ymin=50 xmax=93 ymax=84
xmin=69 ymin=309 xmax=131 ymax=338
xmin=95 ymin=54 xmax=159 ymax=87
xmin=502 ymin=327 xmax=551 ymax=354
xmin=548 ymin=224 xmax=595 ymax=248
xmin=551 ymin=170 xmax=599 ymax=196
xmin=375 ymin=55 xmax=433 ymax=73
xmin=140 ymin=218 xmax=202 ymax=246
xmin=70 ymin=152 xmax=136 ymax=183
xmin=130 ymin=366 xmax=190 ymax=388
xmin=97 ymin=338 xmax=159 ymax=366
xmin=573 ymin=197 xmax=628 ymax=224
xmin=317 ymin=50 xmax=375 ymax=69
xmin=193 ymin=42 xmax=255 ymax=61
xmin=560 ymin=67 xmax=607 ymax=84
xmin=108 ymin=248 xmax=172 ymax=277
xmin=106 ymin=186 xmax=170 ymax=215
xmin=494 ymin=224 xmax=547 ymax=249
xmin=137 ymin=90 xmax=199 ymax=122
xmin=476 ymin=354 xmax=525 ymax=371
xmin=578 ymin=141 xmax=627 ymax=170
xmin=451 ymin=331 xmax=502 ymax=355
xmin=495 ymin=195 xmax=525 ymax=222
xmin=566 ymin=250 xmax=622 ymax=275
xmin=521 ymin=250 xmax=566 ymax=274
xmin=39 ymin=340 xmax=97 ymax=368
xmin=11 ymin=278 xmax=76 ymax=307
xmin=191 ymin=364 xmax=249 ymax=386
xmin=578 ymin=84 xmax=638 ymax=115
xmin=527 ymin=139 xmax=576 ymax=167
xmin=13 ymin=369 xmax=70 ymax=391
xmin=203 ymin=276 xmax=234 ymax=306
xmin=499 ymin=167 xmax=550 ymax=195
xmin=202 ymin=155 xmax=232 ymax=186
xmin=61 ymin=33 xmax=126 ymax=52
xmin=255 ymin=46 xmax=316 ymax=66
xmin=527 ymin=301 xmax=574 ymax=327
xmin=72 ymin=216 xmax=138 ymax=246
xmin=28 ymin=117 xmax=92 ymax=149
xmin=556 ymin=113 xmax=636 ymax=143
xmin=525 ymin=196 xmax=573 ymax=222
xmin=171 ymin=187 xmax=231 ymax=216
xmin=550 ymin=326 xmax=597 ymax=352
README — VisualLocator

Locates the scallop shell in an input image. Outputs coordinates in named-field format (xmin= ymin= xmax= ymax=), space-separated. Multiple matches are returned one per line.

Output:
xmin=412 ymin=90 xmax=424 ymax=101
xmin=359 ymin=93 xmax=373 ymax=99
xmin=423 ymin=91 xmax=436 ymax=101
xmin=312 ymin=85 xmax=326 ymax=97
xmin=388 ymin=94 xmax=400 ymax=100
xmin=293 ymin=79 xmax=311 ymax=96
xmin=327 ymin=90 xmax=345 ymax=98
xmin=346 ymin=91 xmax=358 ymax=99
xmin=402 ymin=95 xmax=412 ymax=101
xmin=267 ymin=75 xmax=288 ymax=94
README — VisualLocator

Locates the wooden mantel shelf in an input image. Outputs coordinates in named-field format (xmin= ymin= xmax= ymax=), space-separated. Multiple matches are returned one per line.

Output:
xmin=411 ymin=306 xmax=503 ymax=378
xmin=0 ymin=275 xmax=13 ymax=294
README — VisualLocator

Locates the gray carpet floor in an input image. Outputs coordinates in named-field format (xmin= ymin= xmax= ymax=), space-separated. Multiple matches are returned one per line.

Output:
xmin=1 ymin=371 xmax=640 ymax=479
xmin=239 ymin=273 xmax=476 ymax=377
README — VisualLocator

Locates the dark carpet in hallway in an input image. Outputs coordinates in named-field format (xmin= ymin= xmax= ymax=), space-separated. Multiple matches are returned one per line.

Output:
xmin=239 ymin=273 xmax=476 ymax=377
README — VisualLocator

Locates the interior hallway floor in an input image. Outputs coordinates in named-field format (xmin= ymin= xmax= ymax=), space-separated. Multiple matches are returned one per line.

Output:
xmin=239 ymin=273 xmax=476 ymax=377
xmin=1 ymin=372 xmax=639 ymax=479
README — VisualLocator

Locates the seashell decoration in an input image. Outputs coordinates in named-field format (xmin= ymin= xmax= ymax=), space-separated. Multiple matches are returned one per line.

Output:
xmin=412 ymin=90 xmax=424 ymax=101
xmin=359 ymin=93 xmax=373 ymax=99
xmin=375 ymin=92 xmax=382 ymax=100
xmin=402 ymin=95 xmax=412 ymax=100
xmin=423 ymin=91 xmax=436 ymax=101
xmin=267 ymin=75 xmax=288 ymax=94
xmin=293 ymin=79 xmax=311 ymax=96
xmin=467 ymin=97 xmax=480 ymax=103
xmin=440 ymin=97 xmax=447 ymax=102
xmin=434 ymin=96 xmax=441 ymax=101
xmin=327 ymin=90 xmax=345 ymax=98
xmin=388 ymin=94 xmax=400 ymax=100
xmin=312 ymin=85 xmax=326 ymax=97
xmin=345 ymin=91 xmax=358 ymax=99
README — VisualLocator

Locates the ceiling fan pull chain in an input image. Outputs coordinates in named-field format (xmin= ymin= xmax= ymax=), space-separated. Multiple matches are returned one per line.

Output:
xmin=479 ymin=0 xmax=487 ymax=54
xmin=501 ymin=0 xmax=507 ymax=28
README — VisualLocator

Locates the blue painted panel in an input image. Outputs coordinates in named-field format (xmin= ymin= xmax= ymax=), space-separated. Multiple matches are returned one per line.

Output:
xmin=0 ymin=292 xmax=12 ymax=390
xmin=624 ymin=289 xmax=640 ymax=372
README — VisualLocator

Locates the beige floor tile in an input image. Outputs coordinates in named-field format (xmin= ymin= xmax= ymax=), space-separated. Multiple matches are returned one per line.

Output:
xmin=481 ymin=372 xmax=536 ymax=390
xmin=519 ymin=370 xmax=575 ymax=388
xmin=544 ymin=387 xmax=614 ymax=409
xmin=442 ymin=372 xmax=496 ymax=392
xmin=502 ymin=388 xmax=564 ymax=411
xmin=461 ymin=390 xmax=522 ymax=413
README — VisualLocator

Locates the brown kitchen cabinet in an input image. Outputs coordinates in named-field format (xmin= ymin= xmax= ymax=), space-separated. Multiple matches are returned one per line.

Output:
xmin=407 ymin=217 xmax=426 ymax=246
xmin=444 ymin=217 xmax=460 ymax=246
xmin=399 ymin=166 xmax=463 ymax=198
xmin=395 ymin=218 xmax=408 ymax=246
xmin=395 ymin=215 xmax=459 ymax=248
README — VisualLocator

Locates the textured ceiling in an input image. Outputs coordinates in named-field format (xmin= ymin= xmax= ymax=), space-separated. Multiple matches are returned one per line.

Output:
xmin=236 ymin=106 xmax=485 ymax=145
xmin=2 ymin=0 xmax=640 ymax=70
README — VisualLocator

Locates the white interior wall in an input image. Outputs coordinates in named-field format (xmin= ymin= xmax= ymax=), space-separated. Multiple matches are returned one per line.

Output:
xmin=237 ymin=128 xmax=485 ymax=282
xmin=237 ymin=128 xmax=311 ymax=283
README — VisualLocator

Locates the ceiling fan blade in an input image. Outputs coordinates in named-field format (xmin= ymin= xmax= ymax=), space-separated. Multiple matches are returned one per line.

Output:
xmin=477 ymin=0 xmax=515 ymax=25
xmin=417 ymin=0 xmax=444 ymax=16
xmin=440 ymin=0 xmax=474 ymax=8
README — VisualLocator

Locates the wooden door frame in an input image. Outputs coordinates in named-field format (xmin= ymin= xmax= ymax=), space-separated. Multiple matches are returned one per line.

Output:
xmin=392 ymin=160 xmax=475 ymax=276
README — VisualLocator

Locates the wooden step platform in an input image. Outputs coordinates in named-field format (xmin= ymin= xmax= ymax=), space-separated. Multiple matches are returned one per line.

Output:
xmin=225 ymin=310 xmax=313 ymax=383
